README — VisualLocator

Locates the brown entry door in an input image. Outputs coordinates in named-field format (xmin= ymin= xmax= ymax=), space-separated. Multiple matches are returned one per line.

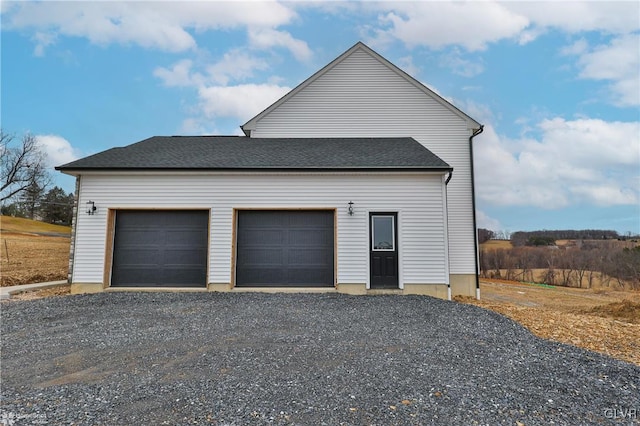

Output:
xmin=370 ymin=213 xmax=398 ymax=289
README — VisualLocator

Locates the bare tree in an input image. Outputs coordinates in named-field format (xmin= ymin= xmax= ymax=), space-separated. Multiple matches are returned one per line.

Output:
xmin=478 ymin=228 xmax=495 ymax=244
xmin=1 ymin=130 xmax=51 ymax=202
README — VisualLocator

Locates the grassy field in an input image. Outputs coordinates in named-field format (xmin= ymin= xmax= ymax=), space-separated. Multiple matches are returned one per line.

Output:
xmin=1 ymin=215 xmax=71 ymax=235
xmin=480 ymin=239 xmax=513 ymax=250
xmin=481 ymin=238 xmax=636 ymax=251
xmin=0 ymin=216 xmax=71 ymax=286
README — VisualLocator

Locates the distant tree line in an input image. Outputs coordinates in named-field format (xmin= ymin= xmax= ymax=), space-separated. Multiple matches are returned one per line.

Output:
xmin=478 ymin=228 xmax=495 ymax=244
xmin=478 ymin=228 xmax=513 ymax=242
xmin=480 ymin=240 xmax=640 ymax=290
xmin=511 ymin=229 xmax=621 ymax=246
xmin=1 ymin=129 xmax=74 ymax=225
xmin=1 ymin=186 xmax=75 ymax=225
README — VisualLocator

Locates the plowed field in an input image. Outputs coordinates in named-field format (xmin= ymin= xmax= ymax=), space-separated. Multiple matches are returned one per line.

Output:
xmin=0 ymin=232 xmax=70 ymax=286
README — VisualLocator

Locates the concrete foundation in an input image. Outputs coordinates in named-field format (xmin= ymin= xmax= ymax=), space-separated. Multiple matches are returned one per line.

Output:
xmin=70 ymin=277 xmax=478 ymax=300
xmin=70 ymin=283 xmax=105 ymax=295
xmin=449 ymin=274 xmax=478 ymax=298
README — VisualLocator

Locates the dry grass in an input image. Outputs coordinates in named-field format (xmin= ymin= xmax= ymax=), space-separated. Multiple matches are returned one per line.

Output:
xmin=482 ymin=269 xmax=633 ymax=290
xmin=456 ymin=280 xmax=640 ymax=365
xmin=1 ymin=215 xmax=71 ymax=235
xmin=9 ymin=284 xmax=71 ymax=300
xmin=585 ymin=299 xmax=640 ymax=323
xmin=480 ymin=239 xmax=512 ymax=250
xmin=1 ymin=216 xmax=71 ymax=286
xmin=0 ymin=232 xmax=70 ymax=286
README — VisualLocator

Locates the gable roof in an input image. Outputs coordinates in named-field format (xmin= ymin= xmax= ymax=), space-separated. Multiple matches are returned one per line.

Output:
xmin=56 ymin=136 xmax=451 ymax=173
xmin=241 ymin=41 xmax=481 ymax=136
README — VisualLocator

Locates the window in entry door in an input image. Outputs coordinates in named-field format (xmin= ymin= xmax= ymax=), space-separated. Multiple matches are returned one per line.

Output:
xmin=372 ymin=215 xmax=395 ymax=251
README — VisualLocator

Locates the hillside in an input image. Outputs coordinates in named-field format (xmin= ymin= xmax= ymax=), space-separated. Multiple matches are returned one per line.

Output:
xmin=479 ymin=239 xmax=512 ymax=250
xmin=1 ymin=215 xmax=71 ymax=235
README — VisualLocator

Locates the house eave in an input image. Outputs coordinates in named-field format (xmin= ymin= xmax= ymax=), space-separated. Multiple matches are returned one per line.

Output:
xmin=57 ymin=166 xmax=453 ymax=176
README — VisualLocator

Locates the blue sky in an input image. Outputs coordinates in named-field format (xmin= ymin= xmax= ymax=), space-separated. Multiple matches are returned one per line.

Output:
xmin=2 ymin=1 xmax=639 ymax=234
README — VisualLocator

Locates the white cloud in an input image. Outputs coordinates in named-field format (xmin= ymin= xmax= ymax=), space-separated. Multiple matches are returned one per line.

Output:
xmin=439 ymin=49 xmax=484 ymax=77
xmin=248 ymin=28 xmax=312 ymax=62
xmin=367 ymin=1 xmax=640 ymax=50
xmin=476 ymin=210 xmax=502 ymax=232
xmin=179 ymin=118 xmax=220 ymax=136
xmin=154 ymin=51 xmax=287 ymax=125
xmin=35 ymin=134 xmax=80 ymax=169
xmin=560 ymin=38 xmax=589 ymax=57
xmin=367 ymin=1 xmax=530 ymax=51
xmin=517 ymin=27 xmax=547 ymax=46
xmin=457 ymin=99 xmax=496 ymax=126
xmin=0 ymin=1 xmax=16 ymax=14
xmin=155 ymin=50 xmax=272 ymax=88
xmin=3 ymin=1 xmax=299 ymax=54
xmin=32 ymin=32 xmax=57 ymax=57
xmin=6 ymin=2 xmax=194 ymax=53
xmin=198 ymin=84 xmax=290 ymax=122
xmin=474 ymin=118 xmax=640 ymax=209
xmin=397 ymin=56 xmax=419 ymax=77
xmin=536 ymin=118 xmax=639 ymax=168
xmin=206 ymin=50 xmax=270 ymax=85
xmin=504 ymin=2 xmax=640 ymax=35
xmin=574 ymin=34 xmax=640 ymax=107
xmin=154 ymin=59 xmax=204 ymax=87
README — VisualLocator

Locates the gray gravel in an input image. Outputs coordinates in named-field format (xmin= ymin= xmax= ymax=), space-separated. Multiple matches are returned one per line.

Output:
xmin=1 ymin=293 xmax=638 ymax=425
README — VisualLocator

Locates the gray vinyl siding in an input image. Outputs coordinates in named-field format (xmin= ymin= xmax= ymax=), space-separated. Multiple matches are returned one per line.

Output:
xmin=249 ymin=49 xmax=476 ymax=274
xmin=72 ymin=172 xmax=448 ymax=287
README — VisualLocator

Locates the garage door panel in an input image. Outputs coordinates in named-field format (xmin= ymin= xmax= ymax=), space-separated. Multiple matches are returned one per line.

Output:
xmin=163 ymin=248 xmax=208 ymax=265
xmin=236 ymin=210 xmax=334 ymax=287
xmin=238 ymin=248 xmax=283 ymax=265
xmin=288 ymin=249 xmax=332 ymax=265
xmin=288 ymin=211 xmax=332 ymax=226
xmin=238 ymin=230 xmax=284 ymax=245
xmin=166 ymin=230 xmax=207 ymax=245
xmin=161 ymin=268 xmax=207 ymax=285
xmin=236 ymin=268 xmax=284 ymax=286
xmin=289 ymin=229 xmax=332 ymax=245
xmin=116 ymin=213 xmax=151 ymax=227
xmin=111 ymin=210 xmax=208 ymax=288
xmin=240 ymin=211 xmax=285 ymax=227
xmin=115 ymin=230 xmax=166 ymax=245
xmin=286 ymin=269 xmax=334 ymax=286
xmin=115 ymin=249 xmax=161 ymax=265
xmin=111 ymin=268 xmax=160 ymax=287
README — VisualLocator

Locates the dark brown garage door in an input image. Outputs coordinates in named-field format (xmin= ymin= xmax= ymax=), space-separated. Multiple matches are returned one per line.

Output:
xmin=236 ymin=210 xmax=334 ymax=287
xmin=111 ymin=210 xmax=208 ymax=287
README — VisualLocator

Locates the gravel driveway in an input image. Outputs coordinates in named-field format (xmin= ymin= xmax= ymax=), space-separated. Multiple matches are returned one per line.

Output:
xmin=1 ymin=293 xmax=638 ymax=425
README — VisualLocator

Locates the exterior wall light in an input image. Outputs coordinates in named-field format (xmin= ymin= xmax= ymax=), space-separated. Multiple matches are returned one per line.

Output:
xmin=86 ymin=201 xmax=96 ymax=215
xmin=348 ymin=201 xmax=354 ymax=216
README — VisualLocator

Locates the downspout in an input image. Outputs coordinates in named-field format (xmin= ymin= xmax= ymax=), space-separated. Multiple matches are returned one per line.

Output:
xmin=445 ymin=170 xmax=453 ymax=300
xmin=469 ymin=125 xmax=484 ymax=300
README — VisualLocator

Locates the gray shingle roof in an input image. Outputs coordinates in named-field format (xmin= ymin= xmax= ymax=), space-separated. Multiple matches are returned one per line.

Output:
xmin=56 ymin=136 xmax=451 ymax=172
